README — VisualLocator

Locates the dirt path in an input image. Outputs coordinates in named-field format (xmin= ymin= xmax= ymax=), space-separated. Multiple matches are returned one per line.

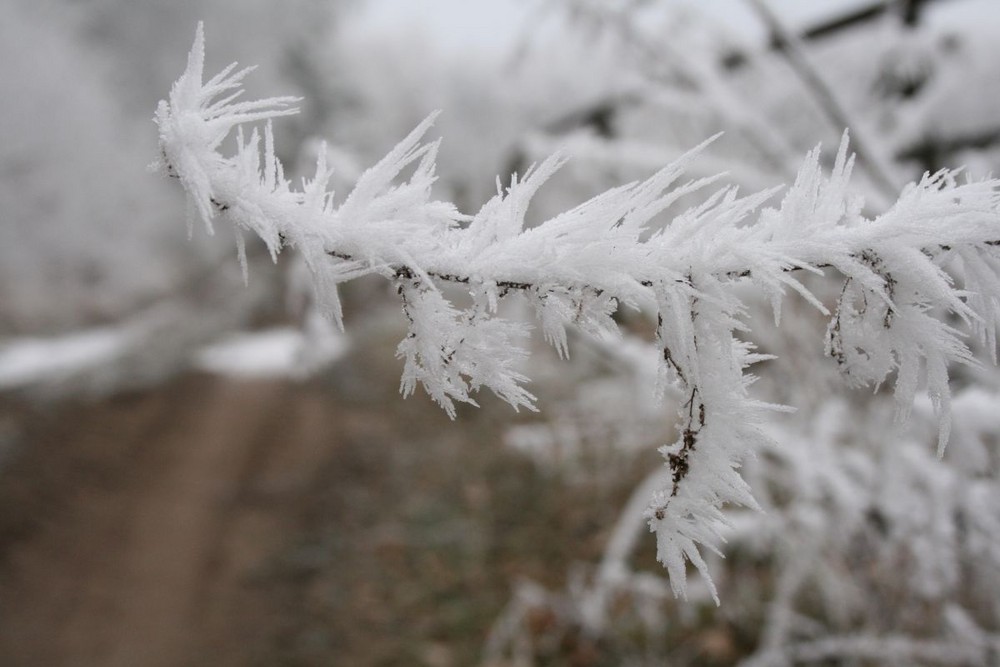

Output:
xmin=0 ymin=375 xmax=338 ymax=667
xmin=0 ymin=367 xmax=642 ymax=666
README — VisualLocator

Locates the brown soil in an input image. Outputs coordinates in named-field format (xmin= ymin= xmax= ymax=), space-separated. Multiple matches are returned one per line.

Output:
xmin=0 ymin=368 xmax=646 ymax=667
xmin=0 ymin=375 xmax=346 ymax=666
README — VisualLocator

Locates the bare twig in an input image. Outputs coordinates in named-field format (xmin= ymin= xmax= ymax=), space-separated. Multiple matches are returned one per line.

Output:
xmin=745 ymin=0 xmax=906 ymax=202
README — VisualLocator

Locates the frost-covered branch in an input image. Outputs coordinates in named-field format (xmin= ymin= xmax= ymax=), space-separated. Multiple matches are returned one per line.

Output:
xmin=154 ymin=24 xmax=1000 ymax=599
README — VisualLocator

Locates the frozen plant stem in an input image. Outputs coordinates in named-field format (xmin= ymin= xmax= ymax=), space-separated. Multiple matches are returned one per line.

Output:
xmin=154 ymin=24 xmax=1000 ymax=601
xmin=746 ymin=0 xmax=906 ymax=201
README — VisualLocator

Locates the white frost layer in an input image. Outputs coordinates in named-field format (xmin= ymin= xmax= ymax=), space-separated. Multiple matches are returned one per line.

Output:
xmin=193 ymin=327 xmax=348 ymax=379
xmin=0 ymin=326 xmax=349 ymax=389
xmin=0 ymin=328 xmax=132 ymax=389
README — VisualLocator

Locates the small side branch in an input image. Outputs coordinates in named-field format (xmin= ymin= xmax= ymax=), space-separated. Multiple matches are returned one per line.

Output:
xmin=746 ymin=0 xmax=905 ymax=201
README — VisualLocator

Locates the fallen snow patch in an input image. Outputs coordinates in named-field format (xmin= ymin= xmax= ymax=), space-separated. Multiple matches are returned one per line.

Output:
xmin=0 ymin=325 xmax=350 ymax=391
xmin=0 ymin=328 xmax=132 ymax=389
xmin=193 ymin=327 xmax=348 ymax=379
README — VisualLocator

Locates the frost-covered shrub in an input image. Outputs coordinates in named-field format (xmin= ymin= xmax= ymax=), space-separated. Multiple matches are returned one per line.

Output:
xmin=484 ymin=386 xmax=1000 ymax=665
xmin=154 ymin=24 xmax=1000 ymax=604
xmin=0 ymin=3 xmax=191 ymax=333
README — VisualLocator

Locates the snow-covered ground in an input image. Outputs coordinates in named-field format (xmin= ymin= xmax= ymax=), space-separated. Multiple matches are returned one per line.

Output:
xmin=0 ymin=326 xmax=349 ymax=390
xmin=0 ymin=328 xmax=134 ymax=390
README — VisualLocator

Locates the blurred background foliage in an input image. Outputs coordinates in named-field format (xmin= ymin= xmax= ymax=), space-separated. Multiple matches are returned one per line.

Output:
xmin=2 ymin=0 xmax=1000 ymax=665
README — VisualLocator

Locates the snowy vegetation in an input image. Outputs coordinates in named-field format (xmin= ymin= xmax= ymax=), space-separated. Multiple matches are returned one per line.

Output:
xmin=155 ymin=21 xmax=1000 ymax=618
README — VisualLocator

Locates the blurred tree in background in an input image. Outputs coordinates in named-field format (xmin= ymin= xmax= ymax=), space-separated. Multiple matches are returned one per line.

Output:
xmin=3 ymin=1 xmax=1000 ymax=666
